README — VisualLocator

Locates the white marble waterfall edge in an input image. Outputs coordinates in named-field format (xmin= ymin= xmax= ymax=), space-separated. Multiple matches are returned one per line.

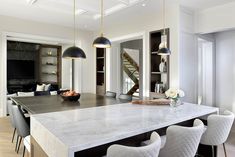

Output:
xmin=31 ymin=103 xmax=218 ymax=157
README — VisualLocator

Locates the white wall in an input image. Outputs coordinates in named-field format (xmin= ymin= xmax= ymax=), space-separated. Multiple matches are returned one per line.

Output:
xmin=179 ymin=7 xmax=197 ymax=103
xmin=103 ymin=1 xmax=180 ymax=97
xmin=0 ymin=15 xmax=95 ymax=116
xmin=106 ymin=43 xmax=121 ymax=96
xmin=195 ymin=2 xmax=235 ymax=34
xmin=215 ymin=30 xmax=235 ymax=113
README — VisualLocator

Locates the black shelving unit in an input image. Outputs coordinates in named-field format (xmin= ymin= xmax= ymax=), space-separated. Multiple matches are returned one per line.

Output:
xmin=96 ymin=48 xmax=106 ymax=95
xmin=149 ymin=29 xmax=170 ymax=97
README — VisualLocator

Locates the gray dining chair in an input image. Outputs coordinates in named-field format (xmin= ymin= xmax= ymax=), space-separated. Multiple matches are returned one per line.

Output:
xmin=7 ymin=100 xmax=17 ymax=143
xmin=105 ymin=91 xmax=117 ymax=98
xmin=118 ymin=94 xmax=132 ymax=102
xmin=11 ymin=105 xmax=30 ymax=156
xmin=107 ymin=132 xmax=161 ymax=157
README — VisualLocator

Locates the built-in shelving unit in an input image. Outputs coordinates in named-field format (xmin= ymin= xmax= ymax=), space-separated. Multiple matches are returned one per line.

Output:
xmin=149 ymin=29 xmax=170 ymax=98
xmin=39 ymin=45 xmax=62 ymax=88
xmin=96 ymin=48 xmax=106 ymax=95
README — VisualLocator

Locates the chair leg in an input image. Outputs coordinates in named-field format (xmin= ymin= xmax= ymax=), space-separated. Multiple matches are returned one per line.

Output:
xmin=212 ymin=145 xmax=215 ymax=157
xmin=17 ymin=136 xmax=22 ymax=153
xmin=22 ymin=146 xmax=25 ymax=157
xmin=15 ymin=135 xmax=19 ymax=152
xmin=11 ymin=128 xmax=16 ymax=143
xmin=223 ymin=143 xmax=227 ymax=157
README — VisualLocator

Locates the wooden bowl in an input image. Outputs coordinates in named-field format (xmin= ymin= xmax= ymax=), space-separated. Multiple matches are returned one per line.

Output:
xmin=60 ymin=93 xmax=80 ymax=101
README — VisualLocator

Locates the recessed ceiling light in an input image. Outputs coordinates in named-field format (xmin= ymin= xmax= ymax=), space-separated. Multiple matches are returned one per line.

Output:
xmin=26 ymin=0 xmax=37 ymax=5
xmin=75 ymin=9 xmax=87 ymax=15
xmin=142 ymin=3 xmax=146 ymax=7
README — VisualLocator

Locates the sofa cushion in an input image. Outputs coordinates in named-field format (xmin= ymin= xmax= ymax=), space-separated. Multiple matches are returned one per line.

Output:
xmin=36 ymin=84 xmax=45 ymax=91
xmin=17 ymin=92 xmax=34 ymax=97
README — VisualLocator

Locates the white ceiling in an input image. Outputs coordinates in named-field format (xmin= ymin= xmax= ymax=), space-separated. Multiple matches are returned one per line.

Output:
xmin=180 ymin=0 xmax=235 ymax=10
xmin=0 ymin=0 xmax=234 ymax=31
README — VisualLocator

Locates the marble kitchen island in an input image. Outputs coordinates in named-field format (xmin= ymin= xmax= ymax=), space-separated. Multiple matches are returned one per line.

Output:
xmin=31 ymin=103 xmax=218 ymax=157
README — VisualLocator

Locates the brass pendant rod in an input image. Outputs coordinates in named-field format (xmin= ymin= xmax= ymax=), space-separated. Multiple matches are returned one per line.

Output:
xmin=101 ymin=0 xmax=104 ymax=36
xmin=163 ymin=0 xmax=166 ymax=35
xmin=73 ymin=0 xmax=76 ymax=46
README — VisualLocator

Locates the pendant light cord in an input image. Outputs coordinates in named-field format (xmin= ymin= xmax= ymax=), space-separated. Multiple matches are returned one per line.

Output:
xmin=74 ymin=0 xmax=76 ymax=46
xmin=101 ymin=0 xmax=104 ymax=36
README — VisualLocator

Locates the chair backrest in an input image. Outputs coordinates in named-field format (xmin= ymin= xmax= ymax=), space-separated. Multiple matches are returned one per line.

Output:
xmin=200 ymin=110 xmax=234 ymax=145
xmin=159 ymin=119 xmax=204 ymax=157
xmin=34 ymin=91 xmax=50 ymax=96
xmin=107 ymin=132 xmax=161 ymax=157
xmin=7 ymin=100 xmax=15 ymax=128
xmin=105 ymin=91 xmax=117 ymax=98
xmin=118 ymin=94 xmax=132 ymax=101
xmin=11 ymin=105 xmax=30 ymax=138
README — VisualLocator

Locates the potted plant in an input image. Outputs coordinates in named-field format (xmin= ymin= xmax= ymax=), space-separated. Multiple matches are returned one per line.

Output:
xmin=165 ymin=88 xmax=185 ymax=107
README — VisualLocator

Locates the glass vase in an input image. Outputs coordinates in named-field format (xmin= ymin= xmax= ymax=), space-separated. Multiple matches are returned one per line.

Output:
xmin=170 ymin=98 xmax=181 ymax=107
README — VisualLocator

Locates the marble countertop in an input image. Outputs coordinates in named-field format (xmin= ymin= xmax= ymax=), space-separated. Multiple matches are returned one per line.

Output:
xmin=31 ymin=103 xmax=218 ymax=157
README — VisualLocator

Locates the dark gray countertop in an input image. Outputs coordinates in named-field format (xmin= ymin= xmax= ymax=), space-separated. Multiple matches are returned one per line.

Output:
xmin=11 ymin=93 xmax=128 ymax=114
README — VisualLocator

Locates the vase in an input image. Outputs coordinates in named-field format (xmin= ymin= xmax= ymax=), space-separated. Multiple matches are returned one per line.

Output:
xmin=170 ymin=99 xmax=181 ymax=107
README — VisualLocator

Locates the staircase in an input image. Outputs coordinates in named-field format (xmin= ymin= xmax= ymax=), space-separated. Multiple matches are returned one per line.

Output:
xmin=122 ymin=52 xmax=139 ymax=96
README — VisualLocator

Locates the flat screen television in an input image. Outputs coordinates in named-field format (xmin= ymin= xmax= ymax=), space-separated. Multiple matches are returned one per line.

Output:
xmin=7 ymin=60 xmax=35 ymax=79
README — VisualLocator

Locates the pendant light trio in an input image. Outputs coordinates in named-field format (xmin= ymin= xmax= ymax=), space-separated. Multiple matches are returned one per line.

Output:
xmin=63 ymin=0 xmax=170 ymax=59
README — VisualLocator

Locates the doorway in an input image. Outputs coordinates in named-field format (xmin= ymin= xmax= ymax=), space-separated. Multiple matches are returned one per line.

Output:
xmin=106 ymin=33 xmax=144 ymax=98
xmin=197 ymin=36 xmax=215 ymax=106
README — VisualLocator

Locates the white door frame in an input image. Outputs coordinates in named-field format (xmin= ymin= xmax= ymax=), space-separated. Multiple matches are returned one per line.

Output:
xmin=0 ymin=31 xmax=73 ymax=116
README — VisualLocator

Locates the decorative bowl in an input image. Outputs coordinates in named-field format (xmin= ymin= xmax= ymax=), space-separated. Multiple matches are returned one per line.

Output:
xmin=60 ymin=93 xmax=80 ymax=101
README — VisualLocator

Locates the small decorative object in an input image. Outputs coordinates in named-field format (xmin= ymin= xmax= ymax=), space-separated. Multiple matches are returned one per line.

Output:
xmin=132 ymin=99 xmax=170 ymax=105
xmin=165 ymin=88 xmax=185 ymax=107
xmin=159 ymin=58 xmax=167 ymax=72
xmin=155 ymin=82 xmax=164 ymax=93
xmin=47 ymin=51 xmax=52 ymax=56
xmin=61 ymin=90 xmax=80 ymax=101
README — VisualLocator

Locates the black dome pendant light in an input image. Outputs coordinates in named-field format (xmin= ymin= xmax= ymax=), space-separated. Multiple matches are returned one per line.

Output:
xmin=93 ymin=0 xmax=111 ymax=48
xmin=63 ymin=0 xmax=86 ymax=59
xmin=157 ymin=0 xmax=171 ymax=56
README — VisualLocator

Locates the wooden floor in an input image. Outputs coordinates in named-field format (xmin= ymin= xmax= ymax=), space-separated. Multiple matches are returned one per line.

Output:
xmin=218 ymin=123 xmax=235 ymax=156
xmin=0 ymin=117 xmax=28 ymax=157
xmin=0 ymin=117 xmax=235 ymax=157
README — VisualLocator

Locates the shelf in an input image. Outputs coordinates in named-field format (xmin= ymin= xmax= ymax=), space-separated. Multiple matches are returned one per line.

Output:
xmin=97 ymin=71 xmax=104 ymax=73
xmin=151 ymin=51 xmax=159 ymax=55
xmin=42 ymin=64 xmax=57 ymax=66
xmin=97 ymin=57 xmax=104 ymax=59
xmin=41 ymin=81 xmax=58 ymax=84
xmin=8 ymin=49 xmax=39 ymax=52
xmin=42 ymin=72 xmax=57 ymax=75
xmin=41 ymin=55 xmax=57 ymax=57
xmin=151 ymin=72 xmax=167 ymax=74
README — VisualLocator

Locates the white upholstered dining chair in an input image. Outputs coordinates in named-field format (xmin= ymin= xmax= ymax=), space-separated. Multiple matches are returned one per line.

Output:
xmin=200 ymin=110 xmax=234 ymax=157
xmin=107 ymin=132 xmax=161 ymax=157
xmin=159 ymin=119 xmax=204 ymax=157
